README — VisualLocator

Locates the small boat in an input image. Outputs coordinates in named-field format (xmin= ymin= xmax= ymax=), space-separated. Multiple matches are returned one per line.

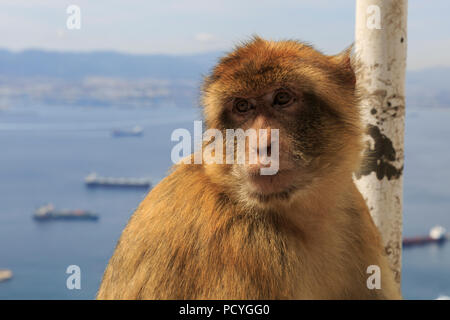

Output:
xmin=0 ymin=269 xmax=13 ymax=282
xmin=33 ymin=203 xmax=99 ymax=221
xmin=85 ymin=172 xmax=151 ymax=189
xmin=403 ymin=225 xmax=448 ymax=248
xmin=112 ymin=125 xmax=143 ymax=137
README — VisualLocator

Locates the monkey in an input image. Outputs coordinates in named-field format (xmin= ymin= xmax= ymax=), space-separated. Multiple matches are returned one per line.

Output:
xmin=97 ymin=37 xmax=401 ymax=300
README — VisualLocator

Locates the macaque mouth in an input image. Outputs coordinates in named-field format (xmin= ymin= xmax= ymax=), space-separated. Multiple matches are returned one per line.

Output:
xmin=245 ymin=169 xmax=299 ymax=200
xmin=248 ymin=185 xmax=298 ymax=203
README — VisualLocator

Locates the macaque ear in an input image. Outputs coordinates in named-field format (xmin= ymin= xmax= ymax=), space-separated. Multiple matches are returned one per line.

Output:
xmin=329 ymin=44 xmax=356 ymax=87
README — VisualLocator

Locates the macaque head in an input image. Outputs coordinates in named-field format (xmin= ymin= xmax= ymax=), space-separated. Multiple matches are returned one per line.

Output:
xmin=201 ymin=37 xmax=363 ymax=204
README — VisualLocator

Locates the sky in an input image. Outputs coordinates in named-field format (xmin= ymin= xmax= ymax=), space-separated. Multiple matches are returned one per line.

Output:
xmin=0 ymin=0 xmax=449 ymax=70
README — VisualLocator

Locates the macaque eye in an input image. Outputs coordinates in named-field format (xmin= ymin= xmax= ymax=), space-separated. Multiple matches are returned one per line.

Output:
xmin=233 ymin=98 xmax=251 ymax=113
xmin=273 ymin=91 xmax=293 ymax=106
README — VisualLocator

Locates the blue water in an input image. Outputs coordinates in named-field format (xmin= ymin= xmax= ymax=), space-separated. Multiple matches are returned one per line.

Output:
xmin=0 ymin=104 xmax=449 ymax=300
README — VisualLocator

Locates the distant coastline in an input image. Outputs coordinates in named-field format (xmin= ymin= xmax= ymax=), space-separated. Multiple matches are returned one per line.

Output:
xmin=0 ymin=48 xmax=449 ymax=109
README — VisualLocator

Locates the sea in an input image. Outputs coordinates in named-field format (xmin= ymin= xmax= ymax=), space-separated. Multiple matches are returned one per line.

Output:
xmin=0 ymin=103 xmax=449 ymax=300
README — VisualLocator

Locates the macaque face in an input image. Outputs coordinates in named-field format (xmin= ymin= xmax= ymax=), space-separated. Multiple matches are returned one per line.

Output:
xmin=218 ymin=85 xmax=337 ymax=200
xmin=202 ymin=38 xmax=361 ymax=202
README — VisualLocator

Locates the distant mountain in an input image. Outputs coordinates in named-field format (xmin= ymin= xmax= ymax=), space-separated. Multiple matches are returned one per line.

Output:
xmin=407 ymin=67 xmax=450 ymax=91
xmin=0 ymin=49 xmax=225 ymax=107
xmin=406 ymin=67 xmax=450 ymax=108
xmin=0 ymin=49 xmax=222 ymax=80
xmin=0 ymin=48 xmax=449 ymax=108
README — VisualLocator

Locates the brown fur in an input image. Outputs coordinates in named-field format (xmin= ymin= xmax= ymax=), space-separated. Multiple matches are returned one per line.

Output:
xmin=97 ymin=37 xmax=401 ymax=300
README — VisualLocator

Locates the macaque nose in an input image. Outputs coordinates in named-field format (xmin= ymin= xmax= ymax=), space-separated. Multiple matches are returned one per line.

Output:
xmin=247 ymin=130 xmax=273 ymax=168
xmin=257 ymin=130 xmax=272 ymax=157
xmin=246 ymin=116 xmax=277 ymax=169
xmin=252 ymin=116 xmax=271 ymax=143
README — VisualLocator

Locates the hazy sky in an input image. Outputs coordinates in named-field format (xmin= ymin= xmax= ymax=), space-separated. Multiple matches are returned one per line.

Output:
xmin=0 ymin=0 xmax=449 ymax=70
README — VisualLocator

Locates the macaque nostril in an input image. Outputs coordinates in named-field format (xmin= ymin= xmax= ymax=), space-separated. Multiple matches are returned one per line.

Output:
xmin=254 ymin=140 xmax=271 ymax=157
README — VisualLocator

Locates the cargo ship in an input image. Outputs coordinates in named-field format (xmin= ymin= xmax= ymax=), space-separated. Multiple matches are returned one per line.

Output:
xmin=0 ymin=269 xmax=13 ymax=283
xmin=85 ymin=172 xmax=151 ymax=189
xmin=403 ymin=225 xmax=448 ymax=248
xmin=112 ymin=125 xmax=143 ymax=137
xmin=33 ymin=203 xmax=99 ymax=221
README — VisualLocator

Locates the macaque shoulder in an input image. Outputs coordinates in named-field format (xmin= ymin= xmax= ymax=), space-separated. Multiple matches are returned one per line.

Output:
xmin=119 ymin=164 xmax=228 ymax=251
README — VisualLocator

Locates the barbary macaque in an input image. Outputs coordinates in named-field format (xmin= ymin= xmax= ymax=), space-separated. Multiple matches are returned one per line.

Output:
xmin=97 ymin=37 xmax=401 ymax=299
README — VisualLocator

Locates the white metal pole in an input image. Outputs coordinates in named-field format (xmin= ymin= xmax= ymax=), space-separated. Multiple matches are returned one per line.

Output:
xmin=354 ymin=0 xmax=408 ymax=288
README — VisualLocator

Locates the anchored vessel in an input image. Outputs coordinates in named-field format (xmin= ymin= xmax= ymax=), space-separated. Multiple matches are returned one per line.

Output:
xmin=0 ymin=270 xmax=13 ymax=282
xmin=112 ymin=125 xmax=143 ymax=137
xmin=403 ymin=225 xmax=448 ymax=248
xmin=85 ymin=172 xmax=151 ymax=189
xmin=33 ymin=204 xmax=99 ymax=221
